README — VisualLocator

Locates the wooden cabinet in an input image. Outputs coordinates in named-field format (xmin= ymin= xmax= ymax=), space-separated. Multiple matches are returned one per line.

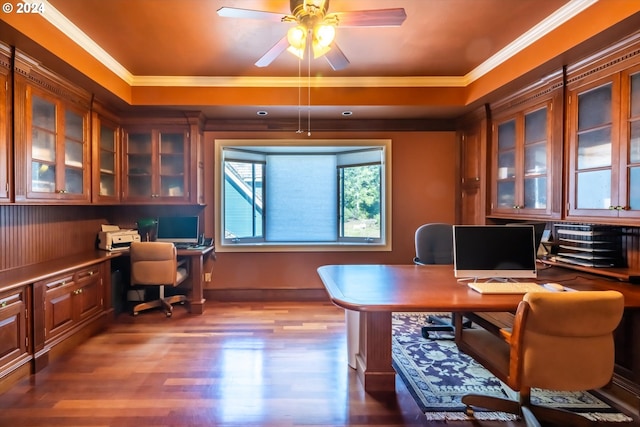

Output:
xmin=123 ymin=126 xmax=190 ymax=203
xmin=0 ymin=43 xmax=11 ymax=203
xmin=32 ymin=262 xmax=105 ymax=369
xmin=0 ymin=285 xmax=30 ymax=381
xmin=40 ymin=265 xmax=103 ymax=343
xmin=91 ymin=105 xmax=122 ymax=204
xmin=458 ymin=106 xmax=489 ymax=225
xmin=13 ymin=51 xmax=91 ymax=203
xmin=489 ymin=71 xmax=563 ymax=219
xmin=566 ymin=33 xmax=640 ymax=221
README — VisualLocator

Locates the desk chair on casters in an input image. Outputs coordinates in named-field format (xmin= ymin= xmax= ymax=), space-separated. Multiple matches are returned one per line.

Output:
xmin=413 ymin=223 xmax=470 ymax=339
xmin=459 ymin=290 xmax=624 ymax=427
xmin=130 ymin=241 xmax=188 ymax=317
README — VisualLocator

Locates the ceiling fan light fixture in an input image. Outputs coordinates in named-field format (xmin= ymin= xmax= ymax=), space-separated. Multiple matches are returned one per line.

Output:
xmin=287 ymin=25 xmax=308 ymax=59
xmin=311 ymin=24 xmax=335 ymax=58
xmin=314 ymin=24 xmax=335 ymax=46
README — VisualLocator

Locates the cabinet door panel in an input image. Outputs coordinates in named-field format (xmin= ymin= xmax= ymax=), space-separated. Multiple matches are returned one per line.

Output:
xmin=47 ymin=292 xmax=73 ymax=338
xmin=577 ymin=128 xmax=612 ymax=169
xmin=0 ymin=290 xmax=28 ymax=368
xmin=76 ymin=274 xmax=102 ymax=322
xmin=44 ymin=276 xmax=75 ymax=340
xmin=523 ymin=177 xmax=547 ymax=209
xmin=576 ymin=170 xmax=612 ymax=209
xmin=578 ymin=84 xmax=612 ymax=127
xmin=567 ymin=76 xmax=621 ymax=218
xmin=524 ymin=142 xmax=547 ymax=175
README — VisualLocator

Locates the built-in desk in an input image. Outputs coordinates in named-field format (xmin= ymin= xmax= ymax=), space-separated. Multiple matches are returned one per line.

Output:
xmin=0 ymin=246 xmax=214 ymax=393
xmin=175 ymin=246 xmax=215 ymax=315
xmin=318 ymin=263 xmax=640 ymax=395
xmin=111 ymin=245 xmax=214 ymax=315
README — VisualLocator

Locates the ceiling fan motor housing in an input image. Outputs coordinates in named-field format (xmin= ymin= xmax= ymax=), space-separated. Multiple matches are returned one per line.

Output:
xmin=291 ymin=0 xmax=329 ymax=26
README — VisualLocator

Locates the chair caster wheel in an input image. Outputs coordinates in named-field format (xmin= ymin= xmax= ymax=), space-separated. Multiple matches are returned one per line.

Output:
xmin=132 ymin=311 xmax=139 ymax=316
xmin=165 ymin=311 xmax=172 ymax=318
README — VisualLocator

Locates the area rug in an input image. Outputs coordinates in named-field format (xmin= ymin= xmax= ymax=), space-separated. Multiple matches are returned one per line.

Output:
xmin=392 ymin=312 xmax=634 ymax=422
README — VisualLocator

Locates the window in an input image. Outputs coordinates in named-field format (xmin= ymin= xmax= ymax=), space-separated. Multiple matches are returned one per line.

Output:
xmin=216 ymin=139 xmax=391 ymax=251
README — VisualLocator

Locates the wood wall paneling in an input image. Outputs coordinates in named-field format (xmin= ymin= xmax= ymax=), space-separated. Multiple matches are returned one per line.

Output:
xmin=0 ymin=206 xmax=108 ymax=272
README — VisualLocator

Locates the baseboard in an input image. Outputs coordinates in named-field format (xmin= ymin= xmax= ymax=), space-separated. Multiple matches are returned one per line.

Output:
xmin=204 ymin=288 xmax=329 ymax=302
xmin=599 ymin=374 xmax=640 ymax=415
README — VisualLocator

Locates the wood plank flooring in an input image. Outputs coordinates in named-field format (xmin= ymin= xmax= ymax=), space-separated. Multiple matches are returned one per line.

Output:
xmin=0 ymin=301 xmax=558 ymax=426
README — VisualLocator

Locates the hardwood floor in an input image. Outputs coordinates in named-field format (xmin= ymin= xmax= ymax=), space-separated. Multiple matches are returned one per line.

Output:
xmin=0 ymin=301 xmax=548 ymax=426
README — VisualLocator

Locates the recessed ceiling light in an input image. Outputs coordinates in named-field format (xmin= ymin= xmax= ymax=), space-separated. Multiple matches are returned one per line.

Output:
xmin=342 ymin=111 xmax=353 ymax=116
xmin=257 ymin=110 xmax=268 ymax=116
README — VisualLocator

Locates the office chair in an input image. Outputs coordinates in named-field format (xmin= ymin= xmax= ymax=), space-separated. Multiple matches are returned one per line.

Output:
xmin=413 ymin=223 xmax=470 ymax=338
xmin=130 ymin=241 xmax=188 ymax=317
xmin=459 ymin=290 xmax=624 ymax=427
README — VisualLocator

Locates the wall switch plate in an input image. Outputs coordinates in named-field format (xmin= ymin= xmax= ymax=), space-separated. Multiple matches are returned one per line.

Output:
xmin=204 ymin=273 xmax=212 ymax=282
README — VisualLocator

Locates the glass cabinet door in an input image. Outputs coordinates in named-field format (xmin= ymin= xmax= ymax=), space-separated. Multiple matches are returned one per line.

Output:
xmin=123 ymin=128 xmax=189 ymax=202
xmin=126 ymin=132 xmax=153 ymax=198
xmin=31 ymin=95 xmax=57 ymax=193
xmin=63 ymin=109 xmax=85 ymax=195
xmin=620 ymin=69 xmax=640 ymax=217
xmin=159 ymin=132 xmax=185 ymax=197
xmin=94 ymin=117 xmax=119 ymax=202
xmin=27 ymin=91 xmax=89 ymax=201
xmin=523 ymin=107 xmax=548 ymax=210
xmin=574 ymin=83 xmax=613 ymax=210
xmin=496 ymin=119 xmax=516 ymax=209
xmin=492 ymin=101 xmax=553 ymax=217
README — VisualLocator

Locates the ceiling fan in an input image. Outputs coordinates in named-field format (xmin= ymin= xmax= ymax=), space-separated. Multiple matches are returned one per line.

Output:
xmin=217 ymin=0 xmax=407 ymax=70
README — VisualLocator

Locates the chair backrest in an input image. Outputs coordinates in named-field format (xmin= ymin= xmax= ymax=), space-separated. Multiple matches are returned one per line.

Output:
xmin=414 ymin=223 xmax=453 ymax=265
xmin=514 ymin=290 xmax=624 ymax=391
xmin=130 ymin=241 xmax=178 ymax=286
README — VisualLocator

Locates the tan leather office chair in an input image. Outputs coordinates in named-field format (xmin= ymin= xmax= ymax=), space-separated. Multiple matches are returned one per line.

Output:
xmin=459 ymin=290 xmax=624 ymax=427
xmin=130 ymin=241 xmax=188 ymax=317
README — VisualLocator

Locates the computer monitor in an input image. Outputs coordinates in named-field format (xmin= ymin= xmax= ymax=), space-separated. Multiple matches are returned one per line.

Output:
xmin=453 ymin=225 xmax=537 ymax=279
xmin=156 ymin=216 xmax=199 ymax=244
xmin=507 ymin=221 xmax=546 ymax=254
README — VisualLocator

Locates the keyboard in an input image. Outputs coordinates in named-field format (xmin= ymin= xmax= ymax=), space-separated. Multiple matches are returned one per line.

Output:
xmin=468 ymin=282 xmax=550 ymax=294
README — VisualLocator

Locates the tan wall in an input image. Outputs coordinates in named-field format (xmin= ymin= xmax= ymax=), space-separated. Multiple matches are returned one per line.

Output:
xmin=202 ymin=130 xmax=457 ymax=291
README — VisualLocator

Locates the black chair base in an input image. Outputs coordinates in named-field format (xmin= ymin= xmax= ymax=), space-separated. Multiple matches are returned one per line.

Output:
xmin=462 ymin=394 xmax=598 ymax=427
xmin=422 ymin=314 xmax=472 ymax=339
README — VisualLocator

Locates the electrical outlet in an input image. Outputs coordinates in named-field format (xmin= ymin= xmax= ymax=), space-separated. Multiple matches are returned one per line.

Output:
xmin=204 ymin=273 xmax=212 ymax=282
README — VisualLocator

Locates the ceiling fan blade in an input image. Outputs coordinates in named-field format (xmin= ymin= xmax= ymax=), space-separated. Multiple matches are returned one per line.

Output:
xmin=331 ymin=8 xmax=407 ymax=27
xmin=324 ymin=43 xmax=350 ymax=71
xmin=255 ymin=35 xmax=290 ymax=67
xmin=217 ymin=7 xmax=294 ymax=23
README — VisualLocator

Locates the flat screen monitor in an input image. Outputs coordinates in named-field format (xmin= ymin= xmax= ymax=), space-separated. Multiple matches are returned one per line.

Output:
xmin=507 ymin=221 xmax=546 ymax=254
xmin=156 ymin=216 xmax=199 ymax=244
xmin=453 ymin=225 xmax=537 ymax=279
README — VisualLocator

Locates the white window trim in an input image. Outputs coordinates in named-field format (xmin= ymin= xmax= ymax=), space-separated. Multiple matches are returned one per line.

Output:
xmin=214 ymin=139 xmax=392 ymax=252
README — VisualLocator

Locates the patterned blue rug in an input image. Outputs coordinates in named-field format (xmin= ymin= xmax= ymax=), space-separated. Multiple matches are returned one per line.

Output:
xmin=392 ymin=312 xmax=634 ymax=422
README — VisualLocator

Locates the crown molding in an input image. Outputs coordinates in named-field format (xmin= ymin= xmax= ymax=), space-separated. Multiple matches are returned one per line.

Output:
xmin=41 ymin=0 xmax=596 ymax=89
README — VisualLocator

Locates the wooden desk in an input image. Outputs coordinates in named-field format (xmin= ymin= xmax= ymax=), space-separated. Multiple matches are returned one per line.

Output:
xmin=317 ymin=264 xmax=640 ymax=393
xmin=113 ymin=245 xmax=214 ymax=315
xmin=176 ymin=246 xmax=215 ymax=314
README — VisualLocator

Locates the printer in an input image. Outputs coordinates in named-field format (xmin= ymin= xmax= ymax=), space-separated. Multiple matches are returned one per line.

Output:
xmin=98 ymin=224 xmax=141 ymax=251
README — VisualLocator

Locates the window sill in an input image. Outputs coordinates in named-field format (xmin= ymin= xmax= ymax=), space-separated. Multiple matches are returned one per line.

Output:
xmin=217 ymin=241 xmax=391 ymax=253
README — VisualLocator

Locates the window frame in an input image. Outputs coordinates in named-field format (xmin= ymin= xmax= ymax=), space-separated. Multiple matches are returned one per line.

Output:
xmin=215 ymin=139 xmax=392 ymax=252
